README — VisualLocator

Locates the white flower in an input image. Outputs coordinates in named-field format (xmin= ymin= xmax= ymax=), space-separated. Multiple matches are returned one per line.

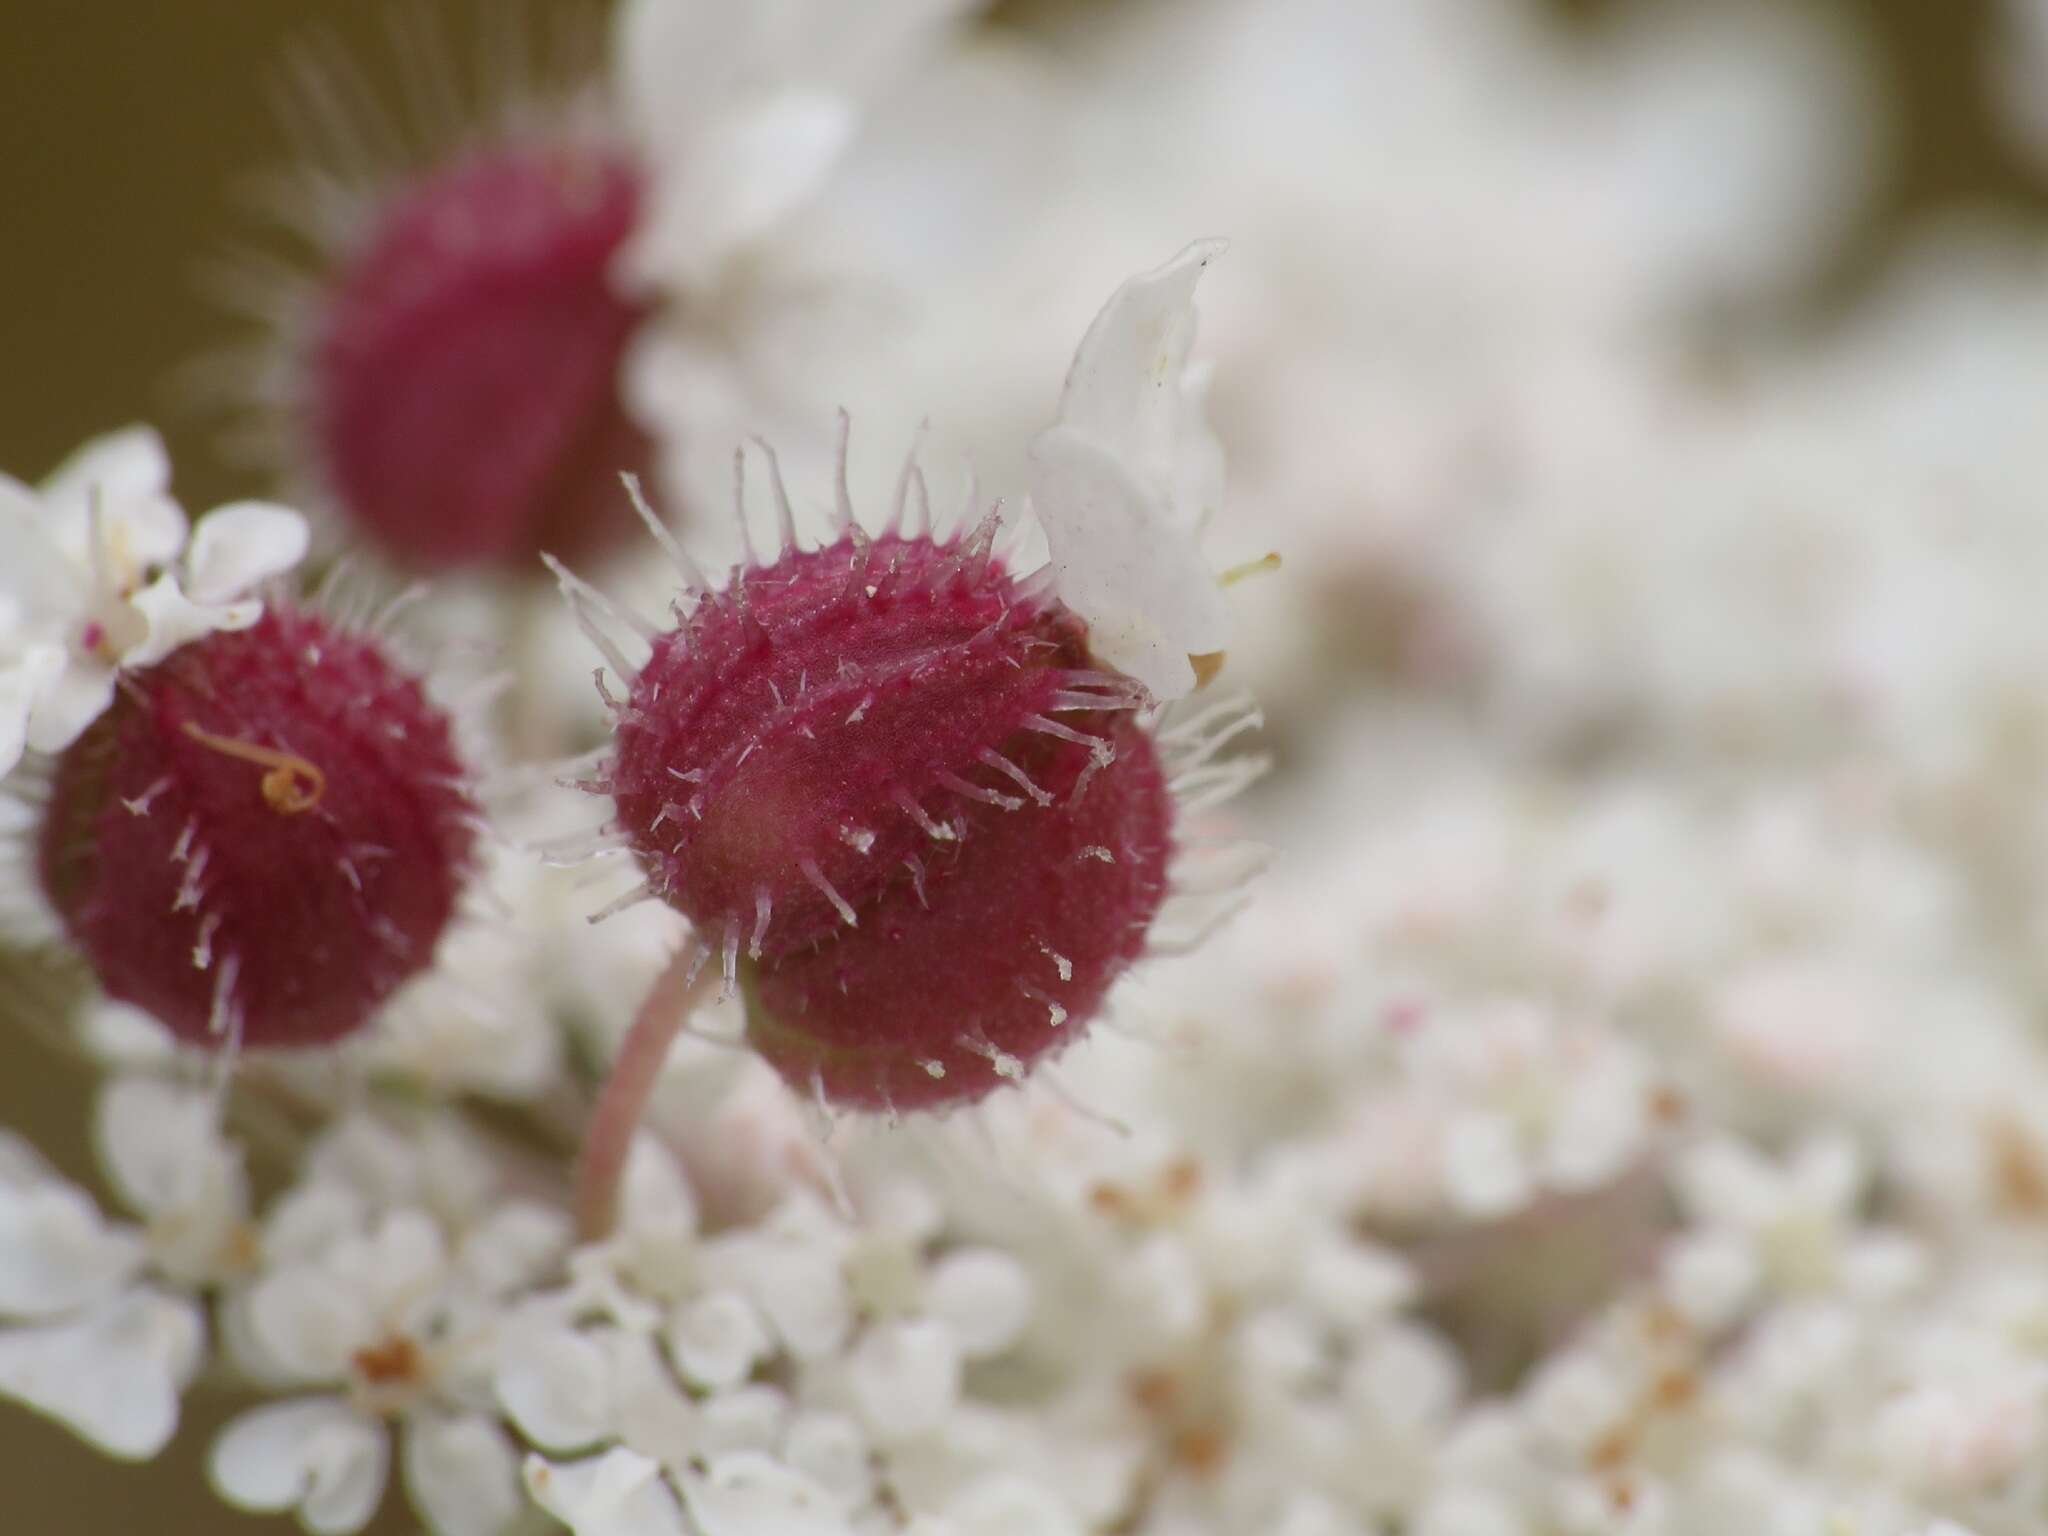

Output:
xmin=0 ymin=1119 xmax=208 ymax=1459
xmin=211 ymin=1202 xmax=547 ymax=1535
xmin=0 ymin=426 xmax=308 ymax=777
xmin=94 ymin=1076 xmax=252 ymax=1286
xmin=1029 ymin=241 xmax=1236 ymax=701
xmin=1671 ymin=1132 xmax=1874 ymax=1299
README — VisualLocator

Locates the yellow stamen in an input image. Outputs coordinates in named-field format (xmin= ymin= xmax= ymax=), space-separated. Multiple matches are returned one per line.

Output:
xmin=1188 ymin=652 xmax=1227 ymax=689
xmin=179 ymin=722 xmax=326 ymax=814
xmin=1219 ymin=551 xmax=1281 ymax=588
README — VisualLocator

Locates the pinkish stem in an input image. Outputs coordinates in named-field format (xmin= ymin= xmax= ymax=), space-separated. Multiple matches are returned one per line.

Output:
xmin=575 ymin=937 xmax=713 ymax=1242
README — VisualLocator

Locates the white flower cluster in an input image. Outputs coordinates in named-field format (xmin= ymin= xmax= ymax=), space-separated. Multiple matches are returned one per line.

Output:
xmin=12 ymin=1 xmax=2048 ymax=1535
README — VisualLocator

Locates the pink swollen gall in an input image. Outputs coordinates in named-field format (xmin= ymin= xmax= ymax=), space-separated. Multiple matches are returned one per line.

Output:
xmin=37 ymin=607 xmax=477 ymax=1048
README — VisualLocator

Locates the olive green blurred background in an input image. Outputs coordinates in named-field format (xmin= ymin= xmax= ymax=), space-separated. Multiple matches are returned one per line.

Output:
xmin=3 ymin=0 xmax=2047 ymax=1529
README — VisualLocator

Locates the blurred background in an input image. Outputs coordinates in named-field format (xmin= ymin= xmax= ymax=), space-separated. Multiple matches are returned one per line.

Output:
xmin=4 ymin=0 xmax=2048 ymax=1528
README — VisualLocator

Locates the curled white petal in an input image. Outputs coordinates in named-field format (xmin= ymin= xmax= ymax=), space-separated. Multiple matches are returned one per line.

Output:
xmin=124 ymin=571 xmax=261 ymax=670
xmin=523 ymin=1448 xmax=688 ymax=1536
xmin=0 ymin=1288 xmax=204 ymax=1459
xmin=1029 ymin=241 xmax=1235 ymax=701
xmin=210 ymin=1397 xmax=390 ymax=1536
xmin=1050 ymin=240 xmax=1228 ymax=489
xmin=182 ymin=501 xmax=309 ymax=606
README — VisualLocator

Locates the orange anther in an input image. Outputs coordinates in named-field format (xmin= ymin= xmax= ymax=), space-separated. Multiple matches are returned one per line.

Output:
xmin=179 ymin=722 xmax=326 ymax=814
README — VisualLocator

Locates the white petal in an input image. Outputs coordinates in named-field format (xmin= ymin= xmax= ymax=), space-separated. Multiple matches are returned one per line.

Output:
xmin=676 ymin=1452 xmax=851 ymax=1536
xmin=210 ymin=1398 xmax=390 ymax=1536
xmin=697 ymin=1385 xmax=791 ymax=1458
xmin=77 ymin=1000 xmax=179 ymax=1068
xmin=1662 ymin=1230 xmax=1761 ymax=1331
xmin=848 ymin=1318 xmax=960 ymax=1444
xmin=39 ymin=426 xmax=172 ymax=513
xmin=781 ymin=1411 xmax=870 ymax=1509
xmin=1442 ymin=1112 xmax=1533 ymax=1218
xmin=0 ymin=1180 xmax=141 ymax=1317
xmin=496 ymin=1323 xmax=615 ymax=1453
xmin=245 ymin=1264 xmax=377 ymax=1381
xmin=1028 ymin=430 xmax=1231 ymax=702
xmin=667 ymin=1290 xmax=771 ymax=1391
xmin=740 ymin=1240 xmax=849 ymax=1361
xmin=607 ymin=1329 xmax=702 ymax=1468
xmin=1791 ymin=1132 xmax=1865 ymax=1213
xmin=1675 ymin=1138 xmax=1781 ymax=1228
xmin=1028 ymin=242 xmax=1236 ymax=702
xmin=0 ymin=644 xmax=66 ymax=777
xmin=0 ymin=1130 xmax=54 ymax=1189
xmin=40 ymin=429 xmax=187 ymax=578
xmin=403 ymin=1413 xmax=522 ymax=1536
xmin=21 ymin=653 xmax=116 ymax=755
xmin=618 ymin=1134 xmax=699 ymax=1238
xmin=0 ymin=1288 xmax=204 ymax=1459
xmin=94 ymin=1075 xmax=240 ymax=1223
xmin=183 ymin=501 xmax=309 ymax=605
xmin=523 ymin=1448 xmax=688 ymax=1536
xmin=261 ymin=1180 xmax=369 ymax=1265
xmin=625 ymin=93 xmax=855 ymax=290
xmin=350 ymin=1209 xmax=451 ymax=1321
xmin=459 ymin=1202 xmax=573 ymax=1298
xmin=92 ymin=493 xmax=191 ymax=577
xmin=123 ymin=572 xmax=261 ymax=669
xmin=925 ymin=1249 xmax=1033 ymax=1360
xmin=1048 ymin=240 xmax=1227 ymax=496
xmin=614 ymin=0 xmax=964 ymax=290
xmin=0 ymin=476 xmax=86 ymax=610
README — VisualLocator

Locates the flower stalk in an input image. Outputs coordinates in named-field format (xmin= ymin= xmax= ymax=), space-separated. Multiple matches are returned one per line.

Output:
xmin=573 ymin=934 xmax=714 ymax=1242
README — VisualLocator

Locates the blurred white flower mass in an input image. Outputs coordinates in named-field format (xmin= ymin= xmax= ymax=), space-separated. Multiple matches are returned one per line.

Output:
xmin=9 ymin=2 xmax=2048 ymax=1535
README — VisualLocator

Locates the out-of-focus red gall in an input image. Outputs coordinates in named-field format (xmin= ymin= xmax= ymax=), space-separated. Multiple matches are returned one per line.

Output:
xmin=307 ymin=144 xmax=654 ymax=572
